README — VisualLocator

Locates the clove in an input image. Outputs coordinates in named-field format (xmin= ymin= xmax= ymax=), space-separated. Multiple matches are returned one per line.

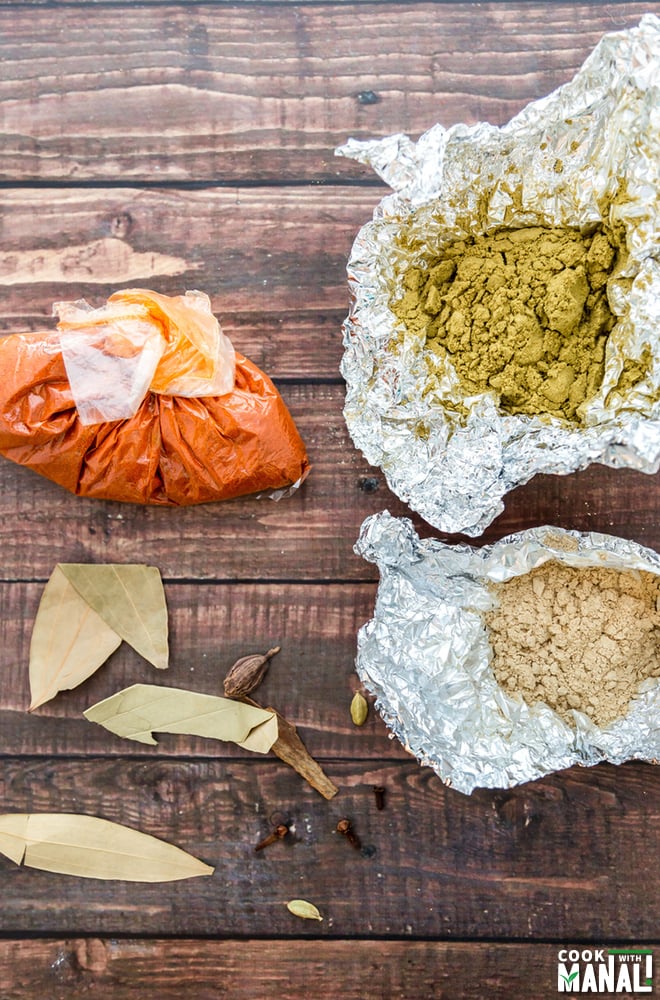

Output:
xmin=336 ymin=818 xmax=361 ymax=850
xmin=254 ymin=823 xmax=289 ymax=852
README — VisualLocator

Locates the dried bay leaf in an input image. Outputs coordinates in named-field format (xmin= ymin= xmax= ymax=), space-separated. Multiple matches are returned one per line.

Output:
xmin=59 ymin=563 xmax=169 ymax=670
xmin=29 ymin=563 xmax=169 ymax=710
xmin=0 ymin=813 xmax=213 ymax=881
xmin=0 ymin=814 xmax=29 ymax=865
xmin=84 ymin=683 xmax=278 ymax=751
xmin=29 ymin=566 xmax=122 ymax=710
xmin=286 ymin=899 xmax=323 ymax=921
xmin=238 ymin=712 xmax=279 ymax=754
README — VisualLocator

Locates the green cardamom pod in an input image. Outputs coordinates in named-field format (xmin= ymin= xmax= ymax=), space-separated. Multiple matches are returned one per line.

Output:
xmin=286 ymin=899 xmax=323 ymax=921
xmin=350 ymin=691 xmax=369 ymax=726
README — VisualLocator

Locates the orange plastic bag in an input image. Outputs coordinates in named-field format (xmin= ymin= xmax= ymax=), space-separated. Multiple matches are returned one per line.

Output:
xmin=0 ymin=289 xmax=309 ymax=505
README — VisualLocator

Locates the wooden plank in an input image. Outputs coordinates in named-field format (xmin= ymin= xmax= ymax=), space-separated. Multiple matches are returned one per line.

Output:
xmin=5 ymin=536 xmax=660 ymax=754
xmin=0 ymin=4 xmax=651 ymax=182
xmin=2 ymin=939 xmax=659 ymax=1000
xmin=0 ymin=756 xmax=656 ymax=938
xmin=0 ymin=580 xmax=408 ymax=759
xmin=0 ymin=383 xmax=657 ymax=581
xmin=15 ymin=0 xmax=652 ymax=4
xmin=0 ymin=183 xmax=369 ymax=381
xmin=0 ymin=383 xmax=413 ymax=581
xmin=0 ymin=186 xmax=381 ymax=352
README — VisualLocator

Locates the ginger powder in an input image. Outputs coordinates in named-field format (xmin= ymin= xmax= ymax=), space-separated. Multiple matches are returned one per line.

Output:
xmin=486 ymin=561 xmax=660 ymax=728
xmin=392 ymin=225 xmax=623 ymax=422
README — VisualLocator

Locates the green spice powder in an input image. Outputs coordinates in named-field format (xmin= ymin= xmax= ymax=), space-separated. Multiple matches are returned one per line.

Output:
xmin=392 ymin=226 xmax=620 ymax=421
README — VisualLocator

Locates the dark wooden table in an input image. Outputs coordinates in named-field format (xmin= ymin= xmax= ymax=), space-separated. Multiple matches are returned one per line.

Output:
xmin=0 ymin=3 xmax=658 ymax=998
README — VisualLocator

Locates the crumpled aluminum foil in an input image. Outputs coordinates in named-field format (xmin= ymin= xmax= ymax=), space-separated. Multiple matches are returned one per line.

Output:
xmin=355 ymin=511 xmax=660 ymax=794
xmin=337 ymin=15 xmax=660 ymax=536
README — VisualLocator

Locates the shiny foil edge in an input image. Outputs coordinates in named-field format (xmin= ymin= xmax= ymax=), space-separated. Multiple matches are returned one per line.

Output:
xmin=337 ymin=15 xmax=660 ymax=537
xmin=355 ymin=511 xmax=660 ymax=795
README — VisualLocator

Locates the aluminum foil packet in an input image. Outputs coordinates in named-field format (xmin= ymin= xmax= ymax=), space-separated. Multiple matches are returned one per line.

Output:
xmin=356 ymin=512 xmax=660 ymax=794
xmin=337 ymin=16 xmax=660 ymax=536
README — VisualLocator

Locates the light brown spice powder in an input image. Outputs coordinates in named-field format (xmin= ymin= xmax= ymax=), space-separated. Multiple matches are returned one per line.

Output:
xmin=486 ymin=561 xmax=660 ymax=727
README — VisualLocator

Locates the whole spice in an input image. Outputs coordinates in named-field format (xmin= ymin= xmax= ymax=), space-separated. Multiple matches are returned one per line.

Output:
xmin=223 ymin=646 xmax=281 ymax=698
xmin=336 ymin=818 xmax=361 ymax=850
xmin=254 ymin=823 xmax=289 ymax=852
xmin=85 ymin=684 xmax=277 ymax=752
xmin=350 ymin=691 xmax=369 ymax=726
xmin=29 ymin=562 xmax=168 ymax=711
xmin=486 ymin=560 xmax=660 ymax=727
xmin=223 ymin=647 xmax=338 ymax=799
xmin=0 ymin=813 xmax=213 ymax=882
xmin=392 ymin=225 xmax=622 ymax=422
xmin=222 ymin=649 xmax=339 ymax=799
xmin=240 ymin=696 xmax=339 ymax=800
xmin=286 ymin=899 xmax=323 ymax=922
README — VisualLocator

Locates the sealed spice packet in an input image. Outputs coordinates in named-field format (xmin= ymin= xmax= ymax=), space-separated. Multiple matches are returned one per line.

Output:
xmin=337 ymin=16 xmax=660 ymax=536
xmin=355 ymin=511 xmax=660 ymax=794
xmin=0 ymin=289 xmax=309 ymax=504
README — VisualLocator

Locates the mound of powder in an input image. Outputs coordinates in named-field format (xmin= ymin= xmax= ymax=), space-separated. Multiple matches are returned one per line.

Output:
xmin=392 ymin=225 xmax=622 ymax=422
xmin=486 ymin=560 xmax=660 ymax=728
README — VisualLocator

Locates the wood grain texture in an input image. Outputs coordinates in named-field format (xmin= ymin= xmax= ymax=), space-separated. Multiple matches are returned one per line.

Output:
xmin=3 ymin=558 xmax=660 ymax=758
xmin=0 ymin=185 xmax=657 ymax=580
xmin=1 ymin=0 xmax=659 ymax=976
xmin=0 ymin=756 xmax=657 ymax=939
xmin=0 ymin=580 xmax=404 ymax=759
xmin=0 ymin=4 xmax=652 ymax=182
xmin=0 ymin=383 xmax=657 ymax=581
xmin=0 ymin=186 xmax=380 ymax=345
xmin=1 ymin=939 xmax=658 ymax=1000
